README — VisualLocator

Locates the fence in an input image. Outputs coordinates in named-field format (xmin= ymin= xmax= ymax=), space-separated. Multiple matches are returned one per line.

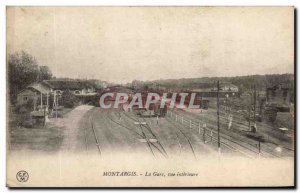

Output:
xmin=167 ymin=110 xmax=265 ymax=158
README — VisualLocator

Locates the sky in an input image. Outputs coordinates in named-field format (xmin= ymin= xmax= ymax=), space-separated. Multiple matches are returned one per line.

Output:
xmin=7 ymin=7 xmax=294 ymax=84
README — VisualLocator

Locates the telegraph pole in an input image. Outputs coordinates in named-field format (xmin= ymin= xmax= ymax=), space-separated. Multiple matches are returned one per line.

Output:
xmin=217 ymin=81 xmax=221 ymax=154
xmin=56 ymin=95 xmax=58 ymax=119
xmin=248 ymin=91 xmax=252 ymax=130
xmin=40 ymin=92 xmax=43 ymax=108
xmin=253 ymin=85 xmax=257 ymax=129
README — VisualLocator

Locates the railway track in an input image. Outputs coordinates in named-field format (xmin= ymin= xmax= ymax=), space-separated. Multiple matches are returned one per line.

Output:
xmin=129 ymin=113 xmax=169 ymax=157
xmin=167 ymin=110 xmax=287 ymax=158
xmin=211 ymin=107 xmax=294 ymax=150
xmin=120 ymin=110 xmax=200 ymax=160
xmin=163 ymin=118 xmax=198 ymax=160
xmin=89 ymin=111 xmax=102 ymax=156
xmin=163 ymin=115 xmax=247 ymax=158
xmin=82 ymin=106 xmax=291 ymax=159
xmin=120 ymin=110 xmax=169 ymax=158
xmin=105 ymin=109 xmax=168 ymax=158
xmin=167 ymin=113 xmax=260 ymax=158
xmin=82 ymin=110 xmax=102 ymax=157
xmin=201 ymin=111 xmax=293 ymax=157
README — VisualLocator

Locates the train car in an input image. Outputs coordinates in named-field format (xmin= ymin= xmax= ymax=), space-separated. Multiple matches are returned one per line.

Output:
xmin=153 ymin=103 xmax=167 ymax=117
xmin=93 ymin=91 xmax=117 ymax=107
xmin=173 ymin=93 xmax=204 ymax=109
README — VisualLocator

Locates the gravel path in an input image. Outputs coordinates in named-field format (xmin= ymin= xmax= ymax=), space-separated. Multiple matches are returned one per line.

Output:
xmin=57 ymin=105 xmax=94 ymax=153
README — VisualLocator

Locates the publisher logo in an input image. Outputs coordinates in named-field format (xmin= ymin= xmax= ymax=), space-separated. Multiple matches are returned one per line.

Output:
xmin=16 ymin=171 xmax=29 ymax=182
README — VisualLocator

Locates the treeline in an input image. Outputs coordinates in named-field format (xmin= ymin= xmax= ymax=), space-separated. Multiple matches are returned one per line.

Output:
xmin=49 ymin=77 xmax=108 ymax=90
xmin=145 ymin=74 xmax=294 ymax=90
xmin=7 ymin=51 xmax=109 ymax=104
xmin=8 ymin=51 xmax=53 ymax=103
xmin=143 ymin=74 xmax=295 ymax=101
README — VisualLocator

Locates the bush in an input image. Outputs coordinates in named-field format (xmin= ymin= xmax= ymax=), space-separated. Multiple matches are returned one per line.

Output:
xmin=61 ymin=90 xmax=79 ymax=108
xmin=15 ymin=98 xmax=34 ymax=114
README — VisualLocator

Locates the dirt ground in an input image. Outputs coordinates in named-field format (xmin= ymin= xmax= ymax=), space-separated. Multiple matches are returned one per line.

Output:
xmin=8 ymin=106 xmax=92 ymax=154
xmin=8 ymin=103 xmax=294 ymax=159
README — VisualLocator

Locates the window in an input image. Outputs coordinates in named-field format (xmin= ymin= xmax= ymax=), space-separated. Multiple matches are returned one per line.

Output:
xmin=23 ymin=96 xmax=28 ymax=101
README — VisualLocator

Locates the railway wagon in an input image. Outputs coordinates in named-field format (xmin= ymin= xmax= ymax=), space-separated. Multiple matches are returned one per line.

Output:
xmin=153 ymin=103 xmax=167 ymax=117
xmin=93 ymin=92 xmax=116 ymax=107
xmin=173 ymin=93 xmax=207 ymax=109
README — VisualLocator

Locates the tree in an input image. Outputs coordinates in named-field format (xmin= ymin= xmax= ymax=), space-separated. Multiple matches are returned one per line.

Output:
xmin=8 ymin=51 xmax=53 ymax=103
xmin=61 ymin=90 xmax=79 ymax=108
xmin=39 ymin=66 xmax=52 ymax=81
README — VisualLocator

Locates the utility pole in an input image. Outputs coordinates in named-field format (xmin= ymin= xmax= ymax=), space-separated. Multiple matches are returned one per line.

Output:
xmin=217 ymin=81 xmax=221 ymax=154
xmin=253 ymin=85 xmax=257 ymax=129
xmin=225 ymin=94 xmax=229 ymax=113
xmin=56 ymin=95 xmax=58 ymax=119
xmin=248 ymin=91 xmax=252 ymax=130
xmin=40 ymin=92 xmax=43 ymax=109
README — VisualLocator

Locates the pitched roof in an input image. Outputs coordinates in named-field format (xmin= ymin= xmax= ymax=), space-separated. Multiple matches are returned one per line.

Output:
xmin=26 ymin=82 xmax=51 ymax=94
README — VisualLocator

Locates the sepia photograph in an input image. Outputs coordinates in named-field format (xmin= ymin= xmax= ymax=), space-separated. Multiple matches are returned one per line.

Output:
xmin=6 ymin=6 xmax=295 ymax=187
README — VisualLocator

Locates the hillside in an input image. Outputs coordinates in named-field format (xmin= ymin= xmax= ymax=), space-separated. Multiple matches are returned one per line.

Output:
xmin=141 ymin=74 xmax=294 ymax=102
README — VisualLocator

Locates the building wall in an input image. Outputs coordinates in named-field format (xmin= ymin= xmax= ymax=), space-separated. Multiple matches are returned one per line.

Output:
xmin=17 ymin=89 xmax=36 ymax=105
xmin=211 ymin=85 xmax=239 ymax=92
xmin=54 ymin=88 xmax=96 ymax=95
xmin=267 ymin=88 xmax=290 ymax=105
xmin=193 ymin=91 xmax=240 ymax=98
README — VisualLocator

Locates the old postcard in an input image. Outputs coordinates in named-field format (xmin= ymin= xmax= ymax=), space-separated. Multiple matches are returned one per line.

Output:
xmin=6 ymin=6 xmax=295 ymax=187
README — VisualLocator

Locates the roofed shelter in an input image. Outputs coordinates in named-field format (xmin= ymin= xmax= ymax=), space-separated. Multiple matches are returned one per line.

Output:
xmin=16 ymin=82 xmax=51 ymax=106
